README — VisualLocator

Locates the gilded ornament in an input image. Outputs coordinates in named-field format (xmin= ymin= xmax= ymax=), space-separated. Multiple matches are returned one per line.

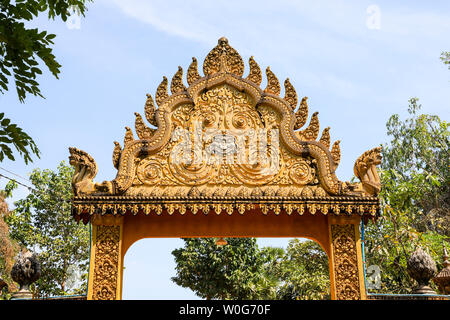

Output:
xmin=246 ymin=56 xmax=262 ymax=86
xmin=123 ymin=126 xmax=134 ymax=145
xmin=203 ymin=37 xmax=244 ymax=77
xmin=294 ymin=97 xmax=309 ymax=130
xmin=155 ymin=76 xmax=169 ymax=106
xmin=92 ymin=225 xmax=121 ymax=300
xmin=187 ymin=57 xmax=201 ymax=85
xmin=319 ymin=127 xmax=331 ymax=149
xmin=353 ymin=147 xmax=382 ymax=196
xmin=144 ymin=94 xmax=158 ymax=127
xmin=297 ymin=112 xmax=319 ymax=141
xmin=331 ymin=224 xmax=361 ymax=300
xmin=112 ymin=142 xmax=122 ymax=170
xmin=134 ymin=112 xmax=153 ymax=139
xmin=283 ymin=78 xmax=297 ymax=110
xmin=70 ymin=37 xmax=382 ymax=223
xmin=171 ymin=66 xmax=187 ymax=94
xmin=330 ymin=140 xmax=341 ymax=167
xmin=264 ymin=67 xmax=281 ymax=95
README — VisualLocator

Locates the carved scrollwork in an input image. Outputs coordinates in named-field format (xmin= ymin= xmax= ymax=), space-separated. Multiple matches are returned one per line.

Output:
xmin=288 ymin=160 xmax=315 ymax=185
xmin=92 ymin=225 xmax=121 ymax=300
xmin=69 ymin=147 xmax=112 ymax=196
xmin=137 ymin=159 xmax=164 ymax=185
xmin=69 ymin=37 xmax=381 ymax=200
xmin=354 ymin=147 xmax=382 ymax=196
xmin=203 ymin=37 xmax=244 ymax=77
xmin=331 ymin=224 xmax=361 ymax=300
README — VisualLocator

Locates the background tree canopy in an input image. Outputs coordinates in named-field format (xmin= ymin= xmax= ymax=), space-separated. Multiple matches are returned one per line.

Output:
xmin=4 ymin=161 xmax=89 ymax=298
xmin=171 ymin=238 xmax=330 ymax=300
xmin=171 ymin=238 xmax=279 ymax=300
xmin=363 ymin=97 xmax=449 ymax=294
xmin=0 ymin=0 xmax=91 ymax=164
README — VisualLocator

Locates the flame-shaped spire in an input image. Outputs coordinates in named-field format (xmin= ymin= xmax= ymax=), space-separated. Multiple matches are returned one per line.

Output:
xmin=144 ymin=94 xmax=158 ymax=127
xmin=246 ymin=56 xmax=262 ymax=86
xmin=203 ymin=37 xmax=244 ymax=77
xmin=283 ymin=78 xmax=297 ymax=110
xmin=170 ymin=66 xmax=187 ymax=94
xmin=331 ymin=140 xmax=341 ymax=167
xmin=187 ymin=57 xmax=201 ymax=85
xmin=134 ymin=112 xmax=153 ymax=139
xmin=297 ymin=112 xmax=320 ymax=141
xmin=319 ymin=127 xmax=331 ymax=148
xmin=155 ymin=76 xmax=169 ymax=106
xmin=264 ymin=67 xmax=281 ymax=95
xmin=124 ymin=126 xmax=134 ymax=146
xmin=112 ymin=141 xmax=121 ymax=169
xmin=294 ymin=96 xmax=309 ymax=130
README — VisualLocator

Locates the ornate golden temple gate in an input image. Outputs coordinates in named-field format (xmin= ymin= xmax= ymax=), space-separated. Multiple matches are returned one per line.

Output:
xmin=69 ymin=38 xmax=382 ymax=300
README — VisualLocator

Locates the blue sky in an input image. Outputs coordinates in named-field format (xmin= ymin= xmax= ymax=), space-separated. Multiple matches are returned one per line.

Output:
xmin=1 ymin=0 xmax=449 ymax=299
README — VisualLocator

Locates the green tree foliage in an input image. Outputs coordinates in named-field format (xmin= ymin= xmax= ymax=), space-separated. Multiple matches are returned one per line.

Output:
xmin=364 ymin=98 xmax=449 ymax=294
xmin=171 ymin=238 xmax=331 ymax=300
xmin=0 ymin=112 xmax=39 ymax=164
xmin=5 ymin=161 xmax=89 ymax=297
xmin=0 ymin=0 xmax=91 ymax=101
xmin=441 ymin=51 xmax=450 ymax=70
xmin=0 ymin=0 xmax=91 ymax=164
xmin=273 ymin=239 xmax=330 ymax=300
xmin=171 ymin=238 xmax=281 ymax=300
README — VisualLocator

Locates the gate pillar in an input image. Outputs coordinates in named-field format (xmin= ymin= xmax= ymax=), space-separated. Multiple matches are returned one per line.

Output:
xmin=328 ymin=215 xmax=367 ymax=300
xmin=87 ymin=214 xmax=124 ymax=300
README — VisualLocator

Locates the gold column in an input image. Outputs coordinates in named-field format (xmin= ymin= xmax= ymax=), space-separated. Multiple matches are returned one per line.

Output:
xmin=87 ymin=214 xmax=124 ymax=300
xmin=328 ymin=216 xmax=366 ymax=300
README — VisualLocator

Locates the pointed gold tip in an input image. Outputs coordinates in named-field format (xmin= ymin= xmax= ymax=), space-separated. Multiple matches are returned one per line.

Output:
xmin=246 ymin=56 xmax=262 ymax=86
xmin=264 ymin=67 xmax=281 ymax=95
xmin=216 ymin=237 xmax=228 ymax=246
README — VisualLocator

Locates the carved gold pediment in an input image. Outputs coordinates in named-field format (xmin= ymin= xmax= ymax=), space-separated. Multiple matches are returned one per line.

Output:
xmin=69 ymin=37 xmax=382 ymax=216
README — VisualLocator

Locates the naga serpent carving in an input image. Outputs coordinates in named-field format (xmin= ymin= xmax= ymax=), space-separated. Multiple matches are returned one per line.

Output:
xmin=69 ymin=38 xmax=381 ymax=198
xmin=69 ymin=147 xmax=112 ymax=196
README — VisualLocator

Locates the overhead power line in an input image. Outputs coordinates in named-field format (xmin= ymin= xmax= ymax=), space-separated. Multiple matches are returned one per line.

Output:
xmin=0 ymin=172 xmax=71 ymax=204
xmin=0 ymin=166 xmax=32 ymax=184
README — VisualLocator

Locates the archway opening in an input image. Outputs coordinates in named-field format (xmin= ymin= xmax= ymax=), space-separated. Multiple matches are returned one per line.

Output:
xmin=122 ymin=237 xmax=330 ymax=300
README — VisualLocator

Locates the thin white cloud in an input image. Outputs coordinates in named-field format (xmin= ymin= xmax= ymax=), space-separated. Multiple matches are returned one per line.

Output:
xmin=105 ymin=0 xmax=450 ymax=104
xmin=106 ymin=0 xmax=376 ymax=99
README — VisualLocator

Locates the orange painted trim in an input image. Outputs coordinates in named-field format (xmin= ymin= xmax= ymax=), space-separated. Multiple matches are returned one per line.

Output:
xmin=86 ymin=223 xmax=97 ymax=300
xmin=120 ymin=210 xmax=332 ymax=259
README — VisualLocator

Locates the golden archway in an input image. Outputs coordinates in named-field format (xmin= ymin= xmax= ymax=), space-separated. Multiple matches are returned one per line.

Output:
xmin=69 ymin=38 xmax=382 ymax=300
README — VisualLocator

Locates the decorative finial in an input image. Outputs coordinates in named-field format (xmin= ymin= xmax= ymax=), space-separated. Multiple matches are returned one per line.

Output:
xmin=246 ymin=56 xmax=262 ymax=85
xmin=218 ymin=37 xmax=228 ymax=44
xmin=155 ymin=76 xmax=169 ymax=106
xmin=144 ymin=94 xmax=158 ymax=127
xmin=264 ymin=67 xmax=281 ymax=95
xmin=407 ymin=247 xmax=437 ymax=294
xmin=433 ymin=241 xmax=450 ymax=294
xmin=283 ymin=78 xmax=298 ymax=110
xmin=203 ymin=37 xmax=244 ymax=77
xmin=297 ymin=111 xmax=320 ymax=141
xmin=10 ymin=251 xmax=41 ymax=300
xmin=170 ymin=66 xmax=187 ymax=94
xmin=187 ymin=57 xmax=201 ymax=85
xmin=294 ymin=97 xmax=309 ymax=130
xmin=216 ymin=237 xmax=228 ymax=246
